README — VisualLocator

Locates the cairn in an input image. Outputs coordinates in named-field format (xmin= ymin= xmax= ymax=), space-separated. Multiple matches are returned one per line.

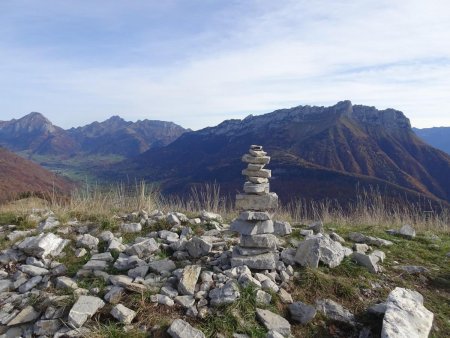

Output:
xmin=230 ymin=145 xmax=279 ymax=270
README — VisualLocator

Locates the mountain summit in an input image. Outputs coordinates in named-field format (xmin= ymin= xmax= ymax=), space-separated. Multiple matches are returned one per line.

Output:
xmin=116 ymin=101 xmax=450 ymax=204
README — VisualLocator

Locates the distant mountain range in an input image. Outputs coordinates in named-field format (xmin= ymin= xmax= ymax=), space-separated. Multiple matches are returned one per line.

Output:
xmin=110 ymin=101 xmax=450 ymax=206
xmin=0 ymin=146 xmax=72 ymax=203
xmin=0 ymin=112 xmax=187 ymax=158
xmin=1 ymin=103 xmax=450 ymax=206
xmin=413 ymin=127 xmax=450 ymax=155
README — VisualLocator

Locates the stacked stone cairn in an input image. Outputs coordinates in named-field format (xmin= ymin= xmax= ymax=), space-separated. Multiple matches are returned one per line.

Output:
xmin=230 ymin=145 xmax=279 ymax=270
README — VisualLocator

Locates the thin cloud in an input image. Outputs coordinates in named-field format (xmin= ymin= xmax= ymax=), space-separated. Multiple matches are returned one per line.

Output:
xmin=0 ymin=0 xmax=449 ymax=129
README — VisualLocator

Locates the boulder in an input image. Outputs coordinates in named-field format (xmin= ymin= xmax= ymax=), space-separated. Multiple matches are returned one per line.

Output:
xmin=294 ymin=235 xmax=346 ymax=268
xmin=17 ymin=233 xmax=68 ymax=258
xmin=381 ymin=287 xmax=433 ymax=338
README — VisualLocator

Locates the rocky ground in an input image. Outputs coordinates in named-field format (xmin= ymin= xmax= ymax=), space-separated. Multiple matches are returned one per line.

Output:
xmin=0 ymin=208 xmax=449 ymax=337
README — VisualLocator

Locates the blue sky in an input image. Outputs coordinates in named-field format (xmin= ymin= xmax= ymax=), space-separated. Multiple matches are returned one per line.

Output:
xmin=1 ymin=0 xmax=450 ymax=129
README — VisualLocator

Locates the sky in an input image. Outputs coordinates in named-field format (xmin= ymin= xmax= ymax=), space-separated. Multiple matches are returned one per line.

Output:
xmin=1 ymin=0 xmax=450 ymax=130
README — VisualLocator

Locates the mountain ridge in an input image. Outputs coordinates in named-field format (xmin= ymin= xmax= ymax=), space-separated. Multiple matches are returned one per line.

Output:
xmin=110 ymin=101 xmax=450 ymax=205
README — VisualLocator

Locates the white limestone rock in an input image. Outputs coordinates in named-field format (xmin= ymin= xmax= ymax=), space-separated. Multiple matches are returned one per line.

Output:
xmin=381 ymin=287 xmax=433 ymax=338
xmin=68 ymin=295 xmax=105 ymax=328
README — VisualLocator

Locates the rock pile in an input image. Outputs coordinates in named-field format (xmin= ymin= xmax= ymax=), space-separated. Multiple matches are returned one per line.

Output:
xmin=230 ymin=145 xmax=279 ymax=270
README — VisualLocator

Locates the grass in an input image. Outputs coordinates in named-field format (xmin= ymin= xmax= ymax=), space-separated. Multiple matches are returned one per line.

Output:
xmin=200 ymin=285 xmax=270 ymax=338
xmin=0 ymin=183 xmax=449 ymax=337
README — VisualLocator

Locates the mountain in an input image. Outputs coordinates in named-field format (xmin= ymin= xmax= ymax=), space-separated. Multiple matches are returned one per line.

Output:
xmin=0 ymin=112 xmax=78 ymax=156
xmin=113 ymin=101 xmax=450 ymax=205
xmin=67 ymin=116 xmax=187 ymax=157
xmin=413 ymin=127 xmax=450 ymax=155
xmin=0 ymin=146 xmax=72 ymax=204
xmin=0 ymin=113 xmax=188 ymax=158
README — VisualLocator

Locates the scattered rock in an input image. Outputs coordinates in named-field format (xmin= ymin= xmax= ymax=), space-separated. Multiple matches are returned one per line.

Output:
xmin=7 ymin=306 xmax=40 ymax=326
xmin=18 ymin=233 xmax=68 ymax=258
xmin=349 ymin=232 xmax=393 ymax=247
xmin=398 ymin=224 xmax=416 ymax=239
xmin=186 ymin=237 xmax=213 ymax=258
xmin=351 ymin=252 xmax=381 ymax=273
xmin=209 ymin=280 xmax=240 ymax=306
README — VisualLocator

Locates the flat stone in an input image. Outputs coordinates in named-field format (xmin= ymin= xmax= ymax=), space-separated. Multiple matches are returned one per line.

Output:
xmin=91 ymin=252 xmax=114 ymax=262
xmin=242 ymin=154 xmax=270 ymax=165
xmin=256 ymin=308 xmax=291 ymax=336
xmin=248 ymin=177 xmax=269 ymax=184
xmin=242 ymin=168 xmax=271 ymax=178
xmin=68 ymin=295 xmax=105 ymax=328
xmin=7 ymin=230 xmax=34 ymax=242
xmin=149 ymin=259 xmax=177 ymax=274
xmin=83 ymin=259 xmax=108 ymax=271
xmin=238 ymin=211 xmax=271 ymax=221
xmin=231 ymin=251 xmax=279 ymax=270
xmin=178 ymin=265 xmax=202 ymax=296
xmin=237 ymin=247 xmax=274 ymax=256
xmin=167 ymin=318 xmax=206 ymax=338
xmin=243 ymin=182 xmax=270 ymax=195
xmin=289 ymin=301 xmax=317 ymax=324
xmin=240 ymin=234 xmax=278 ymax=249
xmin=110 ymin=304 xmax=136 ymax=324
xmin=17 ymin=233 xmax=69 ymax=258
xmin=316 ymin=299 xmax=355 ymax=326
xmin=125 ymin=238 xmax=159 ymax=258
xmin=7 ymin=306 xmax=40 ymax=326
xmin=186 ymin=237 xmax=213 ymax=258
xmin=235 ymin=193 xmax=278 ymax=211
xmin=230 ymin=219 xmax=274 ymax=235
xmin=19 ymin=264 xmax=49 ymax=276
xmin=294 ymin=235 xmax=346 ymax=268
xmin=209 ymin=280 xmax=240 ymax=306
xmin=56 ymin=276 xmax=78 ymax=290
xmin=273 ymin=221 xmax=292 ymax=236
xmin=381 ymin=287 xmax=433 ymax=338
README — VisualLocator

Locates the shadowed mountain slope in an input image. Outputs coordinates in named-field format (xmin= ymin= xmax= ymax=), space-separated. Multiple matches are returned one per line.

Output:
xmin=113 ymin=101 xmax=450 ymax=205
xmin=0 ymin=147 xmax=72 ymax=204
